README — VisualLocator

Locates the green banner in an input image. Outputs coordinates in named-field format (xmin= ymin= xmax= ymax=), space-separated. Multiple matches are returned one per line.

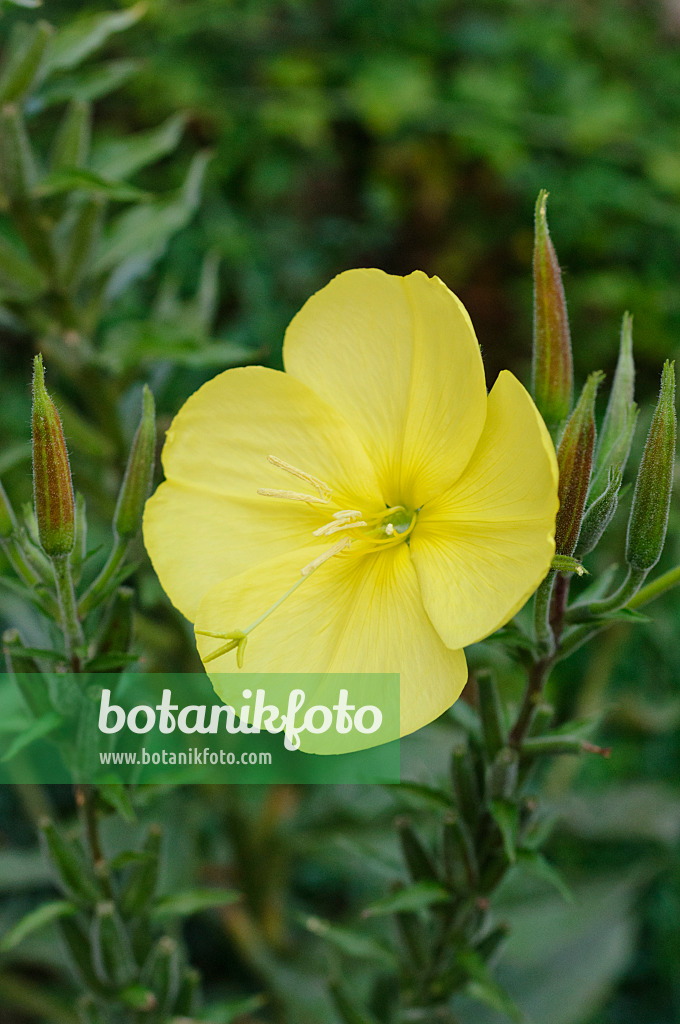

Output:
xmin=0 ymin=672 xmax=401 ymax=784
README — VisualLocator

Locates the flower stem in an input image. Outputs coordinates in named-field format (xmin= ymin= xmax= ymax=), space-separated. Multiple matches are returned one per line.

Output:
xmin=567 ymin=565 xmax=648 ymax=622
xmin=52 ymin=554 xmax=84 ymax=671
xmin=77 ymin=534 xmax=128 ymax=617
xmin=628 ymin=563 xmax=680 ymax=609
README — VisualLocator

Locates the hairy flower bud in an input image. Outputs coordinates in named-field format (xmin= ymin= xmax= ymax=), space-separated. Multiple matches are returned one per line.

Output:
xmin=114 ymin=385 xmax=156 ymax=541
xmin=576 ymin=465 xmax=623 ymax=558
xmin=626 ymin=361 xmax=676 ymax=572
xmin=532 ymin=190 xmax=573 ymax=427
xmin=555 ymin=371 xmax=604 ymax=556
xmin=591 ymin=312 xmax=637 ymax=498
xmin=32 ymin=355 xmax=75 ymax=556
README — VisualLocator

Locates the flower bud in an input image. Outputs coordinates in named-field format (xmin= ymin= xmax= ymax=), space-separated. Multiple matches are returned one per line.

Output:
xmin=576 ymin=466 xmax=622 ymax=558
xmin=114 ymin=385 xmax=156 ymax=541
xmin=174 ymin=968 xmax=201 ymax=1015
xmin=532 ymin=190 xmax=573 ymax=427
xmin=555 ymin=371 xmax=604 ymax=556
xmin=91 ymin=902 xmax=135 ymax=988
xmin=32 ymin=355 xmax=75 ymax=556
xmin=626 ymin=361 xmax=676 ymax=572
xmin=0 ymin=480 xmax=16 ymax=537
xmin=591 ymin=312 xmax=637 ymax=498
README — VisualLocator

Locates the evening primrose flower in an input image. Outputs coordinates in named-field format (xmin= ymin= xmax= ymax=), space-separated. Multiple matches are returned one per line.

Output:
xmin=143 ymin=270 xmax=558 ymax=746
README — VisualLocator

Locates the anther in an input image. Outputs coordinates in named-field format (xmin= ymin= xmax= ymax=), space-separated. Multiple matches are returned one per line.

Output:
xmin=313 ymin=518 xmax=367 ymax=537
xmin=300 ymin=537 xmax=350 ymax=576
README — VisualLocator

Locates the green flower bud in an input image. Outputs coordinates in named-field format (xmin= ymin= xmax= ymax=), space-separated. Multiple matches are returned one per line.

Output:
xmin=476 ymin=670 xmax=506 ymax=761
xmin=532 ymin=190 xmax=573 ymax=427
xmin=442 ymin=811 xmax=478 ymax=889
xmin=32 ymin=355 xmax=75 ymax=556
xmin=0 ymin=480 xmax=16 ymax=537
xmin=451 ymin=742 xmax=480 ymax=826
xmin=114 ymin=385 xmax=156 ymax=541
xmin=59 ymin=915 xmax=109 ymax=996
xmin=395 ymin=816 xmax=439 ymax=883
xmin=119 ymin=823 xmax=162 ymax=917
xmin=486 ymin=747 xmax=519 ymax=801
xmin=91 ymin=901 xmax=135 ymax=988
xmin=576 ymin=465 xmax=623 ymax=558
xmin=626 ymin=361 xmax=677 ymax=572
xmin=555 ymin=371 xmax=604 ymax=556
xmin=40 ymin=818 xmax=100 ymax=905
xmin=62 ymin=196 xmax=103 ymax=290
xmin=174 ymin=967 xmax=201 ymax=1015
xmin=591 ymin=312 xmax=637 ymax=498
xmin=140 ymin=936 xmax=180 ymax=1013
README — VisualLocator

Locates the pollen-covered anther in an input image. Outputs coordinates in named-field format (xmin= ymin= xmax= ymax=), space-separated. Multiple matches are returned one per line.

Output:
xmin=313 ymin=510 xmax=367 ymax=537
xmin=300 ymin=537 xmax=350 ymax=577
xmin=258 ymin=454 xmax=332 ymax=504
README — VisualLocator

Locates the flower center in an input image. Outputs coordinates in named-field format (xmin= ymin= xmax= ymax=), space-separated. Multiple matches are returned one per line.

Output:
xmin=197 ymin=456 xmax=417 ymax=666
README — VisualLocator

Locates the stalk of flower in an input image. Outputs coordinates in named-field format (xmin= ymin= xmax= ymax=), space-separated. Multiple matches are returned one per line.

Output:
xmin=144 ymin=269 xmax=560 ymax=751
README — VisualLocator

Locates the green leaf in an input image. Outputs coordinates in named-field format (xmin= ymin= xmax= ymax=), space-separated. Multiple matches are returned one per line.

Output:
xmin=387 ymin=781 xmax=452 ymax=809
xmin=490 ymin=800 xmax=519 ymax=863
xmin=35 ymin=169 xmax=148 ymax=202
xmin=94 ymin=152 xmax=211 ymax=282
xmin=361 ymin=880 xmax=450 ymax=918
xmin=1 ymin=900 xmax=76 ymax=952
xmin=97 ymin=781 xmax=136 ymax=823
xmin=91 ymin=114 xmax=185 ymax=181
xmin=151 ymin=888 xmax=240 ymax=921
xmin=1 ymin=711 xmax=63 ymax=763
xmin=458 ymin=949 xmax=524 ymax=1023
xmin=303 ymin=915 xmax=397 ymax=968
xmin=202 ymin=995 xmax=268 ymax=1023
xmin=48 ymin=4 xmax=147 ymax=72
xmin=33 ymin=60 xmax=139 ymax=109
xmin=516 ymin=851 xmax=574 ymax=903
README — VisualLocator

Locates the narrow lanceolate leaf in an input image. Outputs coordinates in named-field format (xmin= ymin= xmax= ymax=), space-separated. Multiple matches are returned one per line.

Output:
xmin=113 ymin=385 xmax=156 ymax=540
xmin=0 ymin=21 xmax=53 ymax=104
xmin=555 ymin=371 xmax=604 ymax=556
xmin=0 ymin=900 xmax=76 ymax=952
xmin=532 ymin=189 xmax=573 ymax=427
xmin=0 ymin=232 xmax=46 ymax=298
xmin=50 ymin=99 xmax=92 ymax=171
xmin=61 ymin=196 xmax=104 ymax=289
xmin=0 ymin=480 xmax=16 ymax=537
xmin=361 ymin=880 xmax=450 ymax=918
xmin=32 ymin=356 xmax=75 ymax=556
xmin=47 ymin=4 xmax=147 ymax=73
xmin=591 ymin=312 xmax=637 ymax=497
xmin=626 ymin=361 xmax=677 ymax=572
xmin=0 ymin=104 xmax=38 ymax=201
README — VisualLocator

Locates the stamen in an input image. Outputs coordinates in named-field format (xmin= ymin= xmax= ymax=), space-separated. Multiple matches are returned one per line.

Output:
xmin=258 ymin=487 xmax=330 ymax=504
xmin=264 ymin=455 xmax=332 ymax=502
xmin=332 ymin=510 xmax=362 ymax=520
xmin=313 ymin=518 xmax=367 ymax=537
xmin=301 ymin=538 xmax=350 ymax=576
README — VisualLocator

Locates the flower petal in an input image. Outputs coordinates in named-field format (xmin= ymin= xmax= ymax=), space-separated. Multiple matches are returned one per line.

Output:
xmin=143 ymin=365 xmax=384 ymax=621
xmin=410 ymin=370 xmax=559 ymax=650
xmin=283 ymin=269 xmax=487 ymax=508
xmin=194 ymin=544 xmax=467 ymax=750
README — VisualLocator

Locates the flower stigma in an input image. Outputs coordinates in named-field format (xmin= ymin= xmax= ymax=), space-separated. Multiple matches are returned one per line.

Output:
xmin=196 ymin=455 xmax=418 ymax=665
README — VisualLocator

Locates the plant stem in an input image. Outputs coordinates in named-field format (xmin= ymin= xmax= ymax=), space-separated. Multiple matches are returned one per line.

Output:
xmin=78 ymin=534 xmax=128 ymax=617
xmin=509 ymin=654 xmax=554 ymax=746
xmin=566 ymin=565 xmax=647 ymax=621
xmin=628 ymin=563 xmax=680 ymax=608
xmin=52 ymin=554 xmax=84 ymax=671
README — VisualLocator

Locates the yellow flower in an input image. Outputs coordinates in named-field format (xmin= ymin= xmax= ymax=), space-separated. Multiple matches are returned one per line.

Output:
xmin=143 ymin=270 xmax=558 ymax=745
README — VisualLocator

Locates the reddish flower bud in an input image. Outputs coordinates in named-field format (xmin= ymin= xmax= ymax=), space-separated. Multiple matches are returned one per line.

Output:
xmin=31 ymin=355 xmax=75 ymax=556
xmin=532 ymin=190 xmax=573 ymax=427
xmin=555 ymin=371 xmax=604 ymax=556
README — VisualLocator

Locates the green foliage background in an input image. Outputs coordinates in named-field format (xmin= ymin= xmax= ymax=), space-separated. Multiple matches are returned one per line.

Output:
xmin=0 ymin=1 xmax=679 ymax=1023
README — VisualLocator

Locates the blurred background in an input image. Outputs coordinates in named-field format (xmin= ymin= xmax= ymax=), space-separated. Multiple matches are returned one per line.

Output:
xmin=0 ymin=1 xmax=679 ymax=1022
